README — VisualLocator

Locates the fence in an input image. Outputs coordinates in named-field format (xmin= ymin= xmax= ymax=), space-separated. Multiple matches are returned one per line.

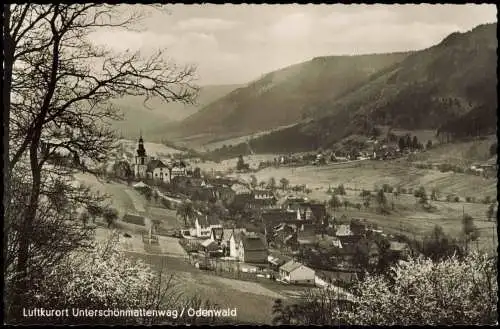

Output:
xmin=142 ymin=233 xmax=159 ymax=245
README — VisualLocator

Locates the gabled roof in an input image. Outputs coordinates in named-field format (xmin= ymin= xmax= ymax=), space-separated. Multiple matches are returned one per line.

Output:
xmin=229 ymin=229 xmax=246 ymax=243
xmin=201 ymin=239 xmax=218 ymax=248
xmin=223 ymin=228 xmax=246 ymax=242
xmin=211 ymin=227 xmax=224 ymax=241
xmin=280 ymin=260 xmax=312 ymax=273
xmin=309 ymin=203 xmax=327 ymax=220
xmin=197 ymin=214 xmax=220 ymax=228
xmin=241 ymin=234 xmax=267 ymax=251
xmin=146 ymin=159 xmax=168 ymax=172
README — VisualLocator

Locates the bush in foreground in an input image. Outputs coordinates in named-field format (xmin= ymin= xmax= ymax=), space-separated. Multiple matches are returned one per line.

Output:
xmin=272 ymin=252 xmax=497 ymax=325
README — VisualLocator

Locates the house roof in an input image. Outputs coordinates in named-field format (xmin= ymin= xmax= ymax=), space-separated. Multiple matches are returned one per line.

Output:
xmin=241 ymin=234 xmax=267 ymax=251
xmin=230 ymin=230 xmax=246 ymax=243
xmin=201 ymin=239 xmax=218 ymax=248
xmin=262 ymin=210 xmax=297 ymax=224
xmin=309 ymin=203 xmax=327 ymax=220
xmin=231 ymin=193 xmax=254 ymax=207
xmin=280 ymin=260 xmax=311 ymax=273
xmin=146 ymin=159 xmax=168 ymax=172
xmin=268 ymin=253 xmax=292 ymax=266
xmin=122 ymin=214 xmax=145 ymax=226
xmin=223 ymin=228 xmax=246 ymax=242
xmin=390 ymin=241 xmax=409 ymax=251
xmin=211 ymin=227 xmax=224 ymax=240
xmin=197 ymin=214 xmax=220 ymax=228
xmin=250 ymin=198 xmax=277 ymax=206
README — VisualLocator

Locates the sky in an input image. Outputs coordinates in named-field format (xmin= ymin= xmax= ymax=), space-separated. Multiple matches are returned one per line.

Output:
xmin=90 ymin=4 xmax=497 ymax=86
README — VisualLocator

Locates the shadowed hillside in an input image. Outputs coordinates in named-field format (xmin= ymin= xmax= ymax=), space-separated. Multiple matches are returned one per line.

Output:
xmin=168 ymin=52 xmax=410 ymax=144
xmin=211 ymin=23 xmax=497 ymax=155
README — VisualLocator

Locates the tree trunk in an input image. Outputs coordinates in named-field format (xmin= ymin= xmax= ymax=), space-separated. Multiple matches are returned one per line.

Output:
xmin=3 ymin=4 xmax=14 ymax=319
xmin=12 ymin=141 xmax=42 ymax=321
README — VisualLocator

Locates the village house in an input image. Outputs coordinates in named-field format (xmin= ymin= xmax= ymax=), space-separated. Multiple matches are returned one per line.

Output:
xmin=279 ymin=260 xmax=316 ymax=285
xmin=285 ymin=201 xmax=328 ymax=227
xmin=170 ymin=161 xmax=189 ymax=180
xmin=261 ymin=209 xmax=301 ymax=242
xmin=231 ymin=182 xmax=252 ymax=195
xmin=268 ymin=252 xmax=293 ymax=272
xmin=194 ymin=214 xmax=222 ymax=238
xmin=239 ymin=233 xmax=268 ymax=263
xmin=247 ymin=189 xmax=278 ymax=209
xmin=216 ymin=228 xmax=246 ymax=255
xmin=226 ymin=228 xmax=247 ymax=257
xmin=200 ymin=239 xmax=219 ymax=255
xmin=230 ymin=231 xmax=268 ymax=263
xmin=146 ymin=159 xmax=170 ymax=183
xmin=335 ymin=224 xmax=353 ymax=237
xmin=210 ymin=227 xmax=224 ymax=242
xmin=389 ymin=241 xmax=411 ymax=259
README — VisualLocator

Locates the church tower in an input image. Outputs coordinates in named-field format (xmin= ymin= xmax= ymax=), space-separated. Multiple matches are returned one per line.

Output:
xmin=134 ymin=133 xmax=148 ymax=178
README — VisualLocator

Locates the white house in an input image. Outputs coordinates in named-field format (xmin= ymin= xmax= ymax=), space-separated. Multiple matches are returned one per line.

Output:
xmin=335 ymin=224 xmax=353 ymax=237
xmin=194 ymin=214 xmax=222 ymax=238
xmin=146 ymin=159 xmax=170 ymax=182
xmin=170 ymin=161 xmax=188 ymax=180
xmin=279 ymin=260 xmax=315 ymax=285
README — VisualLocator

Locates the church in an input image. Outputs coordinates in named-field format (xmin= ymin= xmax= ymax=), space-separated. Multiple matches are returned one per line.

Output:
xmin=133 ymin=135 xmax=189 ymax=183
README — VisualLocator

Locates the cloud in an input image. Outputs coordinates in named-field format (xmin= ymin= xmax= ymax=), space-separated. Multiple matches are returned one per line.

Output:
xmin=321 ymin=6 xmax=399 ymax=30
xmin=268 ymin=13 xmax=313 ymax=41
xmin=89 ymin=30 xmax=177 ymax=53
xmin=175 ymin=18 xmax=239 ymax=31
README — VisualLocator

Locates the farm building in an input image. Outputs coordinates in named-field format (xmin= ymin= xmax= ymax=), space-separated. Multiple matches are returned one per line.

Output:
xmin=279 ymin=260 xmax=315 ymax=285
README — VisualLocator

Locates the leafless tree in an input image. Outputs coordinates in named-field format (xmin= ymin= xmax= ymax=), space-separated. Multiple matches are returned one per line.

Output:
xmin=3 ymin=4 xmax=198 ymax=321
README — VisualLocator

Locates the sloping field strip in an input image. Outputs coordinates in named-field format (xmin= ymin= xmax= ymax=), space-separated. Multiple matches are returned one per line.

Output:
xmin=124 ymin=188 xmax=146 ymax=212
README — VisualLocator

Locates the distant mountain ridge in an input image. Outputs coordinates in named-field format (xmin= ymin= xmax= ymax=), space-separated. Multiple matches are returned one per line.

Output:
xmin=110 ymin=84 xmax=241 ymax=141
xmin=167 ymin=51 xmax=411 ymax=144
xmin=207 ymin=23 xmax=497 ymax=156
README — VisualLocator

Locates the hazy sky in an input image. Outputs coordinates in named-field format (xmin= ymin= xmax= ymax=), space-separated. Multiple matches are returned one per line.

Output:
xmin=90 ymin=4 xmax=497 ymax=86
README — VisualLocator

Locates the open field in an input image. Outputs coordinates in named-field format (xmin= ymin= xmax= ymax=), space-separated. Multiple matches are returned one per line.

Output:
xmin=413 ymin=135 xmax=496 ymax=165
xmin=74 ymin=173 xmax=137 ymax=217
xmin=124 ymin=252 xmax=287 ymax=324
xmin=119 ymin=139 xmax=183 ymax=157
xmin=236 ymin=160 xmax=497 ymax=201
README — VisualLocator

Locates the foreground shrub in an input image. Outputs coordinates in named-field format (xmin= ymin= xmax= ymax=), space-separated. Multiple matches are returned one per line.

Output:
xmin=273 ymin=252 xmax=497 ymax=326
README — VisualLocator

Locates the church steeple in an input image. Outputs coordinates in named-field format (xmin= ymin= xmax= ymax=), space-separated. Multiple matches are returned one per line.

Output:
xmin=137 ymin=132 xmax=146 ymax=158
